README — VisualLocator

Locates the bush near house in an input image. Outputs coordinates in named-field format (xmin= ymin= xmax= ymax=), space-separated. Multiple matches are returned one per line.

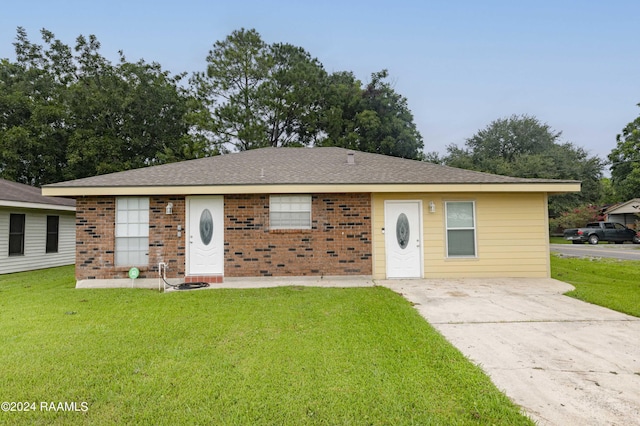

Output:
xmin=549 ymin=204 xmax=604 ymax=235
xmin=0 ymin=266 xmax=532 ymax=425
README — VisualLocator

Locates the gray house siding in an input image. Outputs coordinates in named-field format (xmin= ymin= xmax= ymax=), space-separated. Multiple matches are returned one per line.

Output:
xmin=0 ymin=207 xmax=76 ymax=274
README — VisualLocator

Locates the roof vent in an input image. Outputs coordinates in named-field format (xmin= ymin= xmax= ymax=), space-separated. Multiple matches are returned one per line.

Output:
xmin=347 ymin=151 xmax=355 ymax=165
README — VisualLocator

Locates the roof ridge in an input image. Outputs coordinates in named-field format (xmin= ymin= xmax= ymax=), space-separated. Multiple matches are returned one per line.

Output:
xmin=43 ymin=147 xmax=580 ymax=189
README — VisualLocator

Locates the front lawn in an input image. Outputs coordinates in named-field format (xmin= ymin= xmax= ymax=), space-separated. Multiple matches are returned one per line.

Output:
xmin=549 ymin=236 xmax=570 ymax=244
xmin=551 ymin=254 xmax=640 ymax=317
xmin=0 ymin=266 xmax=531 ymax=425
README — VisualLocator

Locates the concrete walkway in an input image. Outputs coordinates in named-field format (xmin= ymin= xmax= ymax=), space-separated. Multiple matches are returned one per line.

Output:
xmin=382 ymin=278 xmax=640 ymax=426
xmin=76 ymin=275 xmax=376 ymax=289
xmin=216 ymin=275 xmax=376 ymax=288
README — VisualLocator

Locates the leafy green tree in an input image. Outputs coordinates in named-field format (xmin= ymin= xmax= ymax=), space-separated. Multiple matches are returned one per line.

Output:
xmin=549 ymin=204 xmax=603 ymax=233
xmin=598 ymin=177 xmax=618 ymax=205
xmin=443 ymin=114 xmax=604 ymax=216
xmin=194 ymin=29 xmax=424 ymax=158
xmin=0 ymin=47 xmax=68 ymax=185
xmin=445 ymin=114 xmax=559 ymax=172
xmin=193 ymin=29 xmax=329 ymax=151
xmin=357 ymin=70 xmax=423 ymax=158
xmin=421 ymin=151 xmax=445 ymax=164
xmin=467 ymin=114 xmax=559 ymax=161
xmin=1 ymin=27 xmax=207 ymax=184
xmin=65 ymin=49 xmax=199 ymax=178
xmin=318 ymin=70 xmax=424 ymax=159
xmin=192 ymin=28 xmax=270 ymax=151
xmin=608 ymin=104 xmax=640 ymax=200
xmin=261 ymin=43 xmax=327 ymax=147
xmin=317 ymin=71 xmax=363 ymax=150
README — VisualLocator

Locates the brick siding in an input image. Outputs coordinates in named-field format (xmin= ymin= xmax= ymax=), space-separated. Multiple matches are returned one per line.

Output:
xmin=148 ymin=196 xmax=186 ymax=279
xmin=224 ymin=193 xmax=372 ymax=277
xmin=76 ymin=196 xmax=186 ymax=280
xmin=75 ymin=196 xmax=116 ymax=280
xmin=75 ymin=193 xmax=372 ymax=281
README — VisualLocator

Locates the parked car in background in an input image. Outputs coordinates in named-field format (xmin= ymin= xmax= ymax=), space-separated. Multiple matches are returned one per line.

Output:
xmin=563 ymin=222 xmax=640 ymax=245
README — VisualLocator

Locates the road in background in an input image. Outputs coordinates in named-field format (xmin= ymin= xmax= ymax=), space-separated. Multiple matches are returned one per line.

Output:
xmin=550 ymin=244 xmax=640 ymax=260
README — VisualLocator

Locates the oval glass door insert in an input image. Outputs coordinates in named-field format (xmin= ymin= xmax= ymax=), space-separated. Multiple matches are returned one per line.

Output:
xmin=396 ymin=213 xmax=410 ymax=249
xmin=200 ymin=209 xmax=213 ymax=245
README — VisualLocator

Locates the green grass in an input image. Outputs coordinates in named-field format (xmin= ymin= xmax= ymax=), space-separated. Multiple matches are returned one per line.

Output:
xmin=551 ymin=254 xmax=640 ymax=317
xmin=0 ymin=266 xmax=531 ymax=425
xmin=549 ymin=236 xmax=570 ymax=244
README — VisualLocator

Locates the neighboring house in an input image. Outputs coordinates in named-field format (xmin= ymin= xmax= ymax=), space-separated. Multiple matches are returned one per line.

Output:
xmin=42 ymin=147 xmax=580 ymax=286
xmin=604 ymin=198 xmax=640 ymax=228
xmin=0 ymin=178 xmax=76 ymax=274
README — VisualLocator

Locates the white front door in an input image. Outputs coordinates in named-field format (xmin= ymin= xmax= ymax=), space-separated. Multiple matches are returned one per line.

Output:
xmin=187 ymin=196 xmax=224 ymax=275
xmin=385 ymin=201 xmax=422 ymax=278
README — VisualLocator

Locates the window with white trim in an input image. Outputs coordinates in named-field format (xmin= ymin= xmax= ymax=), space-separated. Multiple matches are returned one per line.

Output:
xmin=269 ymin=195 xmax=312 ymax=230
xmin=115 ymin=197 xmax=149 ymax=266
xmin=445 ymin=201 xmax=476 ymax=257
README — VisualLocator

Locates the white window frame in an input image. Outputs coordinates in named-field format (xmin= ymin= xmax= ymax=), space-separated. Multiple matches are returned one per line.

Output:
xmin=445 ymin=201 xmax=477 ymax=258
xmin=269 ymin=195 xmax=312 ymax=230
xmin=115 ymin=197 xmax=149 ymax=266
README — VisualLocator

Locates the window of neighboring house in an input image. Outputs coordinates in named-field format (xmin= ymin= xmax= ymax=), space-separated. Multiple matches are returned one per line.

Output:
xmin=46 ymin=215 xmax=59 ymax=253
xmin=445 ymin=201 xmax=476 ymax=257
xmin=9 ymin=214 xmax=26 ymax=256
xmin=115 ymin=197 xmax=149 ymax=266
xmin=269 ymin=195 xmax=312 ymax=230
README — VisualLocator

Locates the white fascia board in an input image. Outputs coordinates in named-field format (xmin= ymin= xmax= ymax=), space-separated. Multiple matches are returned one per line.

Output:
xmin=0 ymin=200 xmax=76 ymax=211
xmin=42 ymin=182 xmax=582 ymax=197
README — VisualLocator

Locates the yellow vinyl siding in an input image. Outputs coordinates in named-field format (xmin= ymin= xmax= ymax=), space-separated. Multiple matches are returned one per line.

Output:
xmin=372 ymin=192 xmax=550 ymax=279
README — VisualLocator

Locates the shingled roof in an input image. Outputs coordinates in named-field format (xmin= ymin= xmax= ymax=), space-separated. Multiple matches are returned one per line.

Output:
xmin=44 ymin=147 xmax=577 ymax=189
xmin=0 ymin=178 xmax=75 ymax=207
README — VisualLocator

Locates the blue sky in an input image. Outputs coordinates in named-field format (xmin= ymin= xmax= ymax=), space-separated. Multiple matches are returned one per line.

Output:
xmin=2 ymin=0 xmax=639 ymax=164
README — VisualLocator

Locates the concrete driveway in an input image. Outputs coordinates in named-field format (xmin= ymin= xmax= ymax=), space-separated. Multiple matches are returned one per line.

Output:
xmin=381 ymin=278 xmax=640 ymax=426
